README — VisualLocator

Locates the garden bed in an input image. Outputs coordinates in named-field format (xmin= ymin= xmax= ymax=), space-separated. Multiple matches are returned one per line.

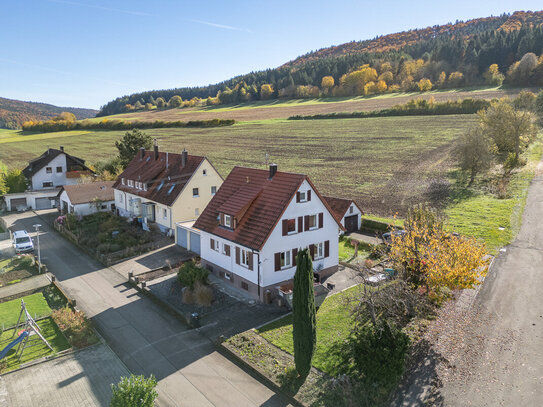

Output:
xmin=0 ymin=255 xmax=40 ymax=287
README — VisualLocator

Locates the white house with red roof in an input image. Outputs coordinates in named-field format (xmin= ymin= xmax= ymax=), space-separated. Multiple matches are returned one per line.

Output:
xmin=192 ymin=164 xmax=344 ymax=301
xmin=113 ymin=142 xmax=223 ymax=236
xmin=323 ymin=196 xmax=364 ymax=233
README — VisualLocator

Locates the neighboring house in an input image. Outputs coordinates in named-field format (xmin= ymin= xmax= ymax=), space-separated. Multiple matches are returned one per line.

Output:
xmin=323 ymin=196 xmax=364 ymax=233
xmin=4 ymin=146 xmax=94 ymax=211
xmin=113 ymin=143 xmax=223 ymax=236
xmin=192 ymin=164 xmax=344 ymax=301
xmin=58 ymin=181 xmax=115 ymax=216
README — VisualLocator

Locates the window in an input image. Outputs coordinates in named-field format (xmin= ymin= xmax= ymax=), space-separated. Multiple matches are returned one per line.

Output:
xmin=299 ymin=191 xmax=306 ymax=202
xmin=222 ymin=243 xmax=230 ymax=256
xmin=211 ymin=186 xmax=217 ymax=195
xmin=120 ymin=194 xmax=123 ymax=203
xmin=210 ymin=238 xmax=219 ymax=252
xmin=224 ymin=214 xmax=232 ymax=228
xmin=56 ymin=166 xmax=62 ymax=173
xmin=46 ymin=167 xmax=52 ymax=174
xmin=163 ymin=208 xmax=167 ymax=219
xmin=143 ymin=183 xmax=147 ymax=191
xmin=42 ymin=182 xmax=53 ymax=188
xmin=280 ymin=250 xmax=291 ymax=269
xmin=308 ymin=214 xmax=317 ymax=230
xmin=121 ymin=178 xmax=125 ymax=185
xmin=203 ymin=169 xmax=207 ymax=176
xmin=128 ymin=180 xmax=134 ymax=187
xmin=195 ymin=208 xmax=199 ymax=216
xmin=315 ymin=242 xmax=324 ymax=259
xmin=193 ymin=188 xmax=199 ymax=197
xmin=241 ymin=281 xmax=249 ymax=291
xmin=101 ymin=204 xmax=107 ymax=210
xmin=349 ymin=205 xmax=354 ymax=214
xmin=287 ymin=218 xmax=296 ymax=234
xmin=167 ymin=184 xmax=175 ymax=195
xmin=241 ymin=249 xmax=250 ymax=267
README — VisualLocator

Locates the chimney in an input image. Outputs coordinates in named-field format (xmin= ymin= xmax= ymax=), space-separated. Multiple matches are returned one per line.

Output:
xmin=181 ymin=149 xmax=188 ymax=167
xmin=60 ymin=146 xmax=64 ymax=152
xmin=166 ymin=152 xmax=169 ymax=169
xmin=269 ymin=163 xmax=278 ymax=179
xmin=153 ymin=139 xmax=159 ymax=160
xmin=140 ymin=147 xmax=145 ymax=160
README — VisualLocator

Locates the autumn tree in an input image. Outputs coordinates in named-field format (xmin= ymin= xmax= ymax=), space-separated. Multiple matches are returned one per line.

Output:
xmin=512 ymin=90 xmax=537 ymax=112
xmin=52 ymin=112 xmax=76 ymax=122
xmin=320 ymin=76 xmax=335 ymax=93
xmin=478 ymin=100 xmax=537 ymax=162
xmin=390 ymin=205 xmax=489 ymax=299
xmin=376 ymin=79 xmax=388 ymax=93
xmin=448 ymin=71 xmax=464 ymax=87
xmin=507 ymin=53 xmax=538 ymax=85
xmin=340 ymin=65 xmax=378 ymax=95
xmin=168 ymin=95 xmax=183 ymax=108
xmin=536 ymin=91 xmax=543 ymax=125
xmin=436 ymin=71 xmax=447 ymax=88
xmin=155 ymin=97 xmax=166 ymax=108
xmin=483 ymin=64 xmax=505 ymax=86
xmin=417 ymin=78 xmax=432 ymax=92
xmin=134 ymin=101 xmax=143 ymax=110
xmin=260 ymin=84 xmax=274 ymax=100
xmin=115 ymin=129 xmax=153 ymax=168
xmin=292 ymin=248 xmax=316 ymax=379
xmin=454 ymin=126 xmax=496 ymax=185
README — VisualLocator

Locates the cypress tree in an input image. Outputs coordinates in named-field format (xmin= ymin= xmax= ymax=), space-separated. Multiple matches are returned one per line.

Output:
xmin=292 ymin=248 xmax=317 ymax=379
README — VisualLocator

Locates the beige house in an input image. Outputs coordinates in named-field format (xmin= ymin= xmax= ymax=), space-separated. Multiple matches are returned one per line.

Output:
xmin=113 ymin=143 xmax=223 ymax=235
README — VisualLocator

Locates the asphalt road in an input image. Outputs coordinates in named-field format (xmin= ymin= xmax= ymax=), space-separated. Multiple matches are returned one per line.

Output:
xmin=440 ymin=164 xmax=543 ymax=406
xmin=3 ymin=211 xmax=291 ymax=407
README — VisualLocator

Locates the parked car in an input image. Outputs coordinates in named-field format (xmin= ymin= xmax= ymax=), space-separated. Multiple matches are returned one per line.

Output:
xmin=13 ymin=230 xmax=34 ymax=254
xmin=382 ymin=229 xmax=407 ymax=244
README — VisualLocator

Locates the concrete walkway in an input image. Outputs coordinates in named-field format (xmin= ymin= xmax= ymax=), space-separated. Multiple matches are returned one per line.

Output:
xmin=0 ymin=273 xmax=51 ymax=301
xmin=1 ymin=211 xmax=291 ymax=407
xmin=0 ymin=344 xmax=130 ymax=407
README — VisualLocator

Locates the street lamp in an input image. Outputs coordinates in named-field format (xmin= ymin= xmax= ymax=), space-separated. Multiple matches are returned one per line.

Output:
xmin=33 ymin=224 xmax=42 ymax=274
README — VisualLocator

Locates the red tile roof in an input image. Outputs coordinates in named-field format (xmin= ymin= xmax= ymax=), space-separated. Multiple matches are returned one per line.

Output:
xmin=60 ymin=181 xmax=115 ymax=205
xmin=113 ymin=150 xmax=205 ymax=207
xmin=323 ymin=196 xmax=364 ymax=221
xmin=194 ymin=166 xmax=343 ymax=250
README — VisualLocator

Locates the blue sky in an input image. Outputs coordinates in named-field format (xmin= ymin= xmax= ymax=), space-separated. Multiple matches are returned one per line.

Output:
xmin=1 ymin=1 xmax=542 ymax=109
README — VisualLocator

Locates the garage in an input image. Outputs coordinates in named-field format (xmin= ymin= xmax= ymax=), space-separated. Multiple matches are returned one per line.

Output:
xmin=10 ymin=198 xmax=27 ymax=211
xmin=177 ymin=226 xmax=188 ymax=249
xmin=35 ymin=197 xmax=52 ymax=210
xmin=344 ymin=214 xmax=359 ymax=233
xmin=190 ymin=231 xmax=200 ymax=255
xmin=175 ymin=221 xmax=201 ymax=255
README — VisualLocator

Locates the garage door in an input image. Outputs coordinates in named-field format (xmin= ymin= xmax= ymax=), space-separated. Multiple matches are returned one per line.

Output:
xmin=190 ymin=231 xmax=200 ymax=255
xmin=35 ymin=197 xmax=52 ymax=210
xmin=10 ymin=198 xmax=27 ymax=211
xmin=344 ymin=215 xmax=359 ymax=233
xmin=176 ymin=226 xmax=188 ymax=249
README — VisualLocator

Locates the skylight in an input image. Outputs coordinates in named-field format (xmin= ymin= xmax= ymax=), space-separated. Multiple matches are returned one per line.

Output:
xmin=157 ymin=181 xmax=164 ymax=191
xmin=167 ymin=184 xmax=176 ymax=195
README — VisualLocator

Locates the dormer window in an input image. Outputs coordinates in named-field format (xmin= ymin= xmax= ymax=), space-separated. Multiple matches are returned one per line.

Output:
xmin=143 ymin=183 xmax=147 ymax=191
xmin=121 ymin=178 xmax=125 ymax=185
xmin=203 ymin=169 xmax=207 ymax=176
xmin=224 ymin=214 xmax=232 ymax=228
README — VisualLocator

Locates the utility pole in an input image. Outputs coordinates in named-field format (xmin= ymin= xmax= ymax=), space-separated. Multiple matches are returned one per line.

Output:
xmin=33 ymin=224 xmax=42 ymax=273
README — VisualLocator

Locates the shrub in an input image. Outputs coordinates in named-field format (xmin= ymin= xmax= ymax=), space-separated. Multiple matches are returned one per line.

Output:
xmin=51 ymin=307 xmax=98 ymax=348
xmin=177 ymin=261 xmax=208 ymax=289
xmin=193 ymin=282 xmax=213 ymax=306
xmin=181 ymin=287 xmax=194 ymax=304
xmin=110 ymin=374 xmax=158 ymax=407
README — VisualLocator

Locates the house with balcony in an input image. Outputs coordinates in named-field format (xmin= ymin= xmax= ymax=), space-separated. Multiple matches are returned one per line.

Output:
xmin=4 ymin=146 xmax=94 ymax=211
xmin=193 ymin=164 xmax=344 ymax=301
xmin=113 ymin=143 xmax=223 ymax=236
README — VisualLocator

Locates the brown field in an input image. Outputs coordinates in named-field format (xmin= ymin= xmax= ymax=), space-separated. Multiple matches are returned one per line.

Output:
xmin=102 ymin=87 xmax=532 ymax=123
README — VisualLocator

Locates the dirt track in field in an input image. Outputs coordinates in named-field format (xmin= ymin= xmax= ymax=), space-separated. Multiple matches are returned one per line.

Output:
xmin=115 ymin=88 xmax=534 ymax=123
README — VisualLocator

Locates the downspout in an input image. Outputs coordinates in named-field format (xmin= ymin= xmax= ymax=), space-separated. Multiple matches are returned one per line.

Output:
xmin=253 ymin=250 xmax=261 ymax=299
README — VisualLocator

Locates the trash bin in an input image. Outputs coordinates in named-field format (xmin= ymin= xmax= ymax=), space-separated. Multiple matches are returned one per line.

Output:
xmin=190 ymin=312 xmax=200 ymax=328
xmin=264 ymin=289 xmax=272 ymax=304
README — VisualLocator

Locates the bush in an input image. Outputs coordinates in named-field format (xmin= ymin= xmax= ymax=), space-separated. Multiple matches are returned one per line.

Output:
xmin=51 ymin=307 xmax=98 ymax=348
xmin=181 ymin=287 xmax=194 ymax=304
xmin=110 ymin=374 xmax=158 ymax=407
xmin=177 ymin=261 xmax=208 ymax=289
xmin=193 ymin=282 xmax=213 ymax=306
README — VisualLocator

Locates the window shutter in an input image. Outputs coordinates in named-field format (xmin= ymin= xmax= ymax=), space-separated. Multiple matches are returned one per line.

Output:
xmin=282 ymin=219 xmax=288 ymax=236
xmin=298 ymin=216 xmax=303 ymax=233
xmin=307 ymin=190 xmax=311 ymax=201
xmin=304 ymin=215 xmax=310 ymax=231
xmin=274 ymin=252 xmax=281 ymax=271
xmin=236 ymin=247 xmax=240 ymax=265
xmin=210 ymin=238 xmax=214 ymax=249
xmin=309 ymin=244 xmax=315 ymax=260
xmin=324 ymin=240 xmax=330 ymax=258
xmin=220 ymin=213 xmax=224 ymax=225
xmin=248 ymin=252 xmax=253 ymax=271
xmin=296 ymin=192 xmax=300 ymax=203
xmin=292 ymin=248 xmax=298 ymax=266
xmin=225 ymin=244 xmax=230 ymax=257
xmin=319 ymin=212 xmax=324 ymax=228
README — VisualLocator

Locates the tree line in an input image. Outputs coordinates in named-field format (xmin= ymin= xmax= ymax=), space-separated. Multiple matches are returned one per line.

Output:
xmin=98 ymin=19 xmax=543 ymax=116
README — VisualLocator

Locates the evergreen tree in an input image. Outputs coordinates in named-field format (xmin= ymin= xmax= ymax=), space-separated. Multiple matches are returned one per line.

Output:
xmin=115 ymin=129 xmax=153 ymax=168
xmin=292 ymin=248 xmax=317 ymax=379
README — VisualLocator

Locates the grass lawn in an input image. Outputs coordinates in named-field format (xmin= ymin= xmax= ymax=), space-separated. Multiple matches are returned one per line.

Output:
xmin=258 ymin=284 xmax=361 ymax=375
xmin=0 ymin=256 xmax=40 ymax=287
xmin=0 ymin=292 xmax=52 ymax=328
xmin=0 ymin=317 xmax=70 ymax=372
xmin=446 ymin=139 xmax=543 ymax=252
xmin=338 ymin=237 xmax=371 ymax=262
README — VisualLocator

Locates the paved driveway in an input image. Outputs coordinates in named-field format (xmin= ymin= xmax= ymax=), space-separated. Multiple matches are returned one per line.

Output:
xmin=2 ymin=211 xmax=291 ymax=407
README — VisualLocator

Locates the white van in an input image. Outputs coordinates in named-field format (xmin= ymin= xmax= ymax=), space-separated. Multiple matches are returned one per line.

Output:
xmin=12 ymin=230 xmax=34 ymax=254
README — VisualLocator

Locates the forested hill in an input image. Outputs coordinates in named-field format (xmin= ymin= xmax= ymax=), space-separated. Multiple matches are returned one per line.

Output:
xmin=0 ymin=97 xmax=97 ymax=129
xmin=98 ymin=10 xmax=543 ymax=116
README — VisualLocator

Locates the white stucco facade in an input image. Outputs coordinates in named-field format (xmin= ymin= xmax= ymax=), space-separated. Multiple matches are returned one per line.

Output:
xmin=4 ymin=190 xmax=59 ymax=211
xmin=30 ymin=154 xmax=79 ymax=191
xmin=339 ymin=202 xmax=362 ymax=234
xmin=59 ymin=190 xmax=115 ymax=216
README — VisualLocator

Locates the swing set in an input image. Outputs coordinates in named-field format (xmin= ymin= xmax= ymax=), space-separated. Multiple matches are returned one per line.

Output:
xmin=0 ymin=300 xmax=53 ymax=362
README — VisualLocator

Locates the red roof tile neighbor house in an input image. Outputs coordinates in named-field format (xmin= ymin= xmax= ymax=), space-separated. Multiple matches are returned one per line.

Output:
xmin=194 ymin=166 xmax=344 ymax=250
xmin=323 ymin=196 xmax=364 ymax=221
xmin=323 ymin=196 xmax=364 ymax=233
xmin=59 ymin=181 xmax=115 ymax=204
xmin=113 ymin=147 xmax=206 ymax=207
